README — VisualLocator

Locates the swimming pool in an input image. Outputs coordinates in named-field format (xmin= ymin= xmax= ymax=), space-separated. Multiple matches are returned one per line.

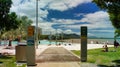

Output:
xmin=0 ymin=40 xmax=18 ymax=46
xmin=39 ymin=40 xmax=63 ymax=45
xmin=0 ymin=40 xmax=63 ymax=46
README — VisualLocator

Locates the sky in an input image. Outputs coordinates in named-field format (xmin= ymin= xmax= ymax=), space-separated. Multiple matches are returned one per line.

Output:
xmin=10 ymin=0 xmax=115 ymax=38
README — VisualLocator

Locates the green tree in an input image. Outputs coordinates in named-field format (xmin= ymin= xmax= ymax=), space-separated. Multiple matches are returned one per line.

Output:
xmin=20 ymin=16 xmax=32 ymax=29
xmin=6 ymin=12 xmax=20 ymax=30
xmin=0 ymin=0 xmax=21 ymax=36
xmin=18 ymin=16 xmax=33 ymax=39
xmin=1 ymin=16 xmax=33 ymax=39
xmin=93 ymin=0 xmax=120 ymax=38
xmin=115 ymin=29 xmax=120 ymax=38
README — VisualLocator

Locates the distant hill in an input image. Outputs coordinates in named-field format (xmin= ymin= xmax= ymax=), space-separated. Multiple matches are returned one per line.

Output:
xmin=63 ymin=33 xmax=80 ymax=39
xmin=45 ymin=33 xmax=107 ymax=40
xmin=61 ymin=33 xmax=99 ymax=39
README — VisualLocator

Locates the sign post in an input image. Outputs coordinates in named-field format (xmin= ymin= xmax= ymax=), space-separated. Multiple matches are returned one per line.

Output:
xmin=27 ymin=26 xmax=36 ymax=66
xmin=81 ymin=26 xmax=87 ymax=62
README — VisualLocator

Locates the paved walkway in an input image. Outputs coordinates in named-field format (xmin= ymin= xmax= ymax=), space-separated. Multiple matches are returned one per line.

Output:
xmin=35 ymin=47 xmax=80 ymax=67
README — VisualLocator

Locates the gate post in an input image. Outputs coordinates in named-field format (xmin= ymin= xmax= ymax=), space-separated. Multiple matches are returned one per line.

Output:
xmin=81 ymin=26 xmax=87 ymax=62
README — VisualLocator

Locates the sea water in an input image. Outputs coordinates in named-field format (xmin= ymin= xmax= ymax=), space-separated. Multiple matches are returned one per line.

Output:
xmin=88 ymin=38 xmax=120 ymax=44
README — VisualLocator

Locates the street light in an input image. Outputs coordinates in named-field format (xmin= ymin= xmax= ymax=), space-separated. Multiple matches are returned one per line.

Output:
xmin=55 ymin=29 xmax=58 ymax=45
xmin=36 ymin=0 xmax=39 ymax=48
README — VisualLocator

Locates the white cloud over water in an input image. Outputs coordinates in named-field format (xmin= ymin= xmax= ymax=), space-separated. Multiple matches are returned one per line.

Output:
xmin=80 ymin=11 xmax=112 ymax=29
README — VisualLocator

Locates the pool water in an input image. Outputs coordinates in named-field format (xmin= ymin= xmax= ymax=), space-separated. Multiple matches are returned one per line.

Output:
xmin=39 ymin=40 xmax=63 ymax=45
xmin=0 ymin=40 xmax=18 ymax=46
xmin=0 ymin=40 xmax=63 ymax=46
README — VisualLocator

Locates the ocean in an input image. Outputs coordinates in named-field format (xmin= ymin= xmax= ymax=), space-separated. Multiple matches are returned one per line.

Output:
xmin=64 ymin=38 xmax=120 ymax=45
xmin=87 ymin=38 xmax=120 ymax=45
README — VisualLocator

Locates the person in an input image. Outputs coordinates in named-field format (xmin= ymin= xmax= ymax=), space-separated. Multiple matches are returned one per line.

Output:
xmin=102 ymin=45 xmax=108 ymax=52
xmin=96 ymin=41 xmax=99 ymax=44
xmin=8 ymin=38 xmax=12 ymax=46
xmin=39 ymin=41 xmax=40 ymax=44
xmin=114 ymin=40 xmax=119 ymax=48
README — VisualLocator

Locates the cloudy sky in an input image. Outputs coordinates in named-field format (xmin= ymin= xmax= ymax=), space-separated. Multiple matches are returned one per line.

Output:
xmin=10 ymin=0 xmax=115 ymax=38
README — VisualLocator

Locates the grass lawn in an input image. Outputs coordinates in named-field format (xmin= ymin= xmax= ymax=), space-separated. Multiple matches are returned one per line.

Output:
xmin=0 ymin=55 xmax=26 ymax=67
xmin=72 ymin=47 xmax=120 ymax=66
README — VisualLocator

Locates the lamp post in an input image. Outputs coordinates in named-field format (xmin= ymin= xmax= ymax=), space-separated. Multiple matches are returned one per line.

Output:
xmin=36 ymin=0 xmax=39 ymax=48
xmin=61 ymin=31 xmax=63 ymax=45
xmin=49 ymin=31 xmax=52 ymax=45
xmin=55 ymin=29 xmax=57 ymax=45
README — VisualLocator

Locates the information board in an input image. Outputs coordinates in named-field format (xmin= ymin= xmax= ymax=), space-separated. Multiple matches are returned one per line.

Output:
xmin=27 ymin=26 xmax=35 ymax=46
xmin=27 ymin=39 xmax=34 ymax=46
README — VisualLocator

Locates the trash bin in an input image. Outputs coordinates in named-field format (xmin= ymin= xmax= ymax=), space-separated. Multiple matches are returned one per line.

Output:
xmin=16 ymin=44 xmax=27 ymax=62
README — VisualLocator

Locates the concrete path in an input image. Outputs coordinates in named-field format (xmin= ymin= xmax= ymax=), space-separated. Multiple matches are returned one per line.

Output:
xmin=35 ymin=47 xmax=80 ymax=67
xmin=36 ymin=62 xmax=80 ymax=67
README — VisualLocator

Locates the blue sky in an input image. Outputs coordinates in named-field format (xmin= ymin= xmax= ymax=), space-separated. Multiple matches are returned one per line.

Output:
xmin=10 ymin=0 xmax=115 ymax=38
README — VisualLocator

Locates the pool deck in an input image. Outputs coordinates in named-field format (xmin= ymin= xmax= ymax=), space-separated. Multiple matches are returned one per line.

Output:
xmin=0 ymin=43 xmax=114 ymax=56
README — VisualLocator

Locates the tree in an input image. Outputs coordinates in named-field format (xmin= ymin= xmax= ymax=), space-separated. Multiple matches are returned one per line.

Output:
xmin=0 ymin=0 xmax=21 ymax=36
xmin=6 ymin=12 xmax=20 ymax=31
xmin=18 ymin=16 xmax=33 ymax=39
xmin=0 ymin=15 xmax=33 ymax=39
xmin=114 ymin=29 xmax=120 ymax=38
xmin=93 ymin=0 xmax=120 ymax=38
xmin=20 ymin=16 xmax=32 ymax=29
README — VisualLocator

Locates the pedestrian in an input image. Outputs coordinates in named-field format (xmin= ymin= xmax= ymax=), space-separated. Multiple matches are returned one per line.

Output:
xmin=114 ymin=40 xmax=119 ymax=48
xmin=8 ymin=39 xmax=12 ymax=46
xmin=102 ymin=45 xmax=108 ymax=52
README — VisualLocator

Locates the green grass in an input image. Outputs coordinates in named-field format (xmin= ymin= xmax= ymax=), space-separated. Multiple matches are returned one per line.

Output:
xmin=0 ymin=55 xmax=26 ymax=67
xmin=72 ymin=47 xmax=120 ymax=66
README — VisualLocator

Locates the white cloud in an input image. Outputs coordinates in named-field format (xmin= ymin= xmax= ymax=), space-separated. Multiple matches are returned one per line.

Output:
xmin=11 ymin=0 xmax=89 ymax=35
xmin=10 ymin=0 xmax=92 ymax=20
xmin=49 ymin=11 xmax=114 ymax=37
xmin=51 ymin=11 xmax=113 ymax=30
xmin=51 ymin=18 xmax=76 ymax=24
xmin=79 ymin=11 xmax=112 ymax=29
xmin=32 ymin=21 xmax=56 ymax=35
xmin=10 ymin=0 xmax=92 ymax=26
xmin=64 ymin=29 xmax=73 ymax=34
xmin=10 ymin=0 xmax=114 ymax=37
xmin=91 ymin=30 xmax=114 ymax=33
xmin=42 ymin=0 xmax=92 ymax=11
